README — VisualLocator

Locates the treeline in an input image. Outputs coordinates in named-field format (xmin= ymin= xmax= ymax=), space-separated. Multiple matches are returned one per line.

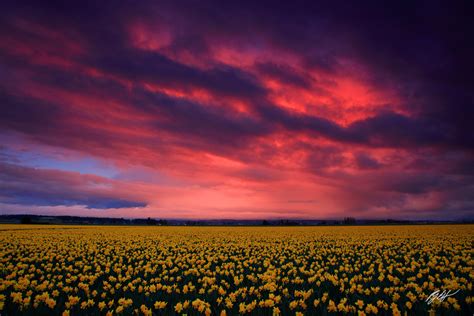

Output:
xmin=0 ymin=215 xmax=168 ymax=226
xmin=258 ymin=218 xmax=412 ymax=226
xmin=0 ymin=214 xmax=472 ymax=226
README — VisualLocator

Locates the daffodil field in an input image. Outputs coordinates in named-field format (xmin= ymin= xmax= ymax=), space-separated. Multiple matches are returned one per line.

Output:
xmin=0 ymin=225 xmax=473 ymax=315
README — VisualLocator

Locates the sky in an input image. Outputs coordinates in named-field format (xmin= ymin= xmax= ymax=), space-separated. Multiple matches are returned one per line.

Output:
xmin=0 ymin=1 xmax=473 ymax=220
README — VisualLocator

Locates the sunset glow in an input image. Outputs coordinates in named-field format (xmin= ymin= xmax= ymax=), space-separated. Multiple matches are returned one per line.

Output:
xmin=1 ymin=1 xmax=473 ymax=220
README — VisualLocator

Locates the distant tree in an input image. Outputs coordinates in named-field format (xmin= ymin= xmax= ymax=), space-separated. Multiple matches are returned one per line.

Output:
xmin=277 ymin=219 xmax=299 ymax=226
xmin=261 ymin=220 xmax=270 ymax=226
xmin=343 ymin=217 xmax=356 ymax=225
xmin=146 ymin=217 xmax=158 ymax=225
xmin=158 ymin=219 xmax=168 ymax=226
xmin=21 ymin=216 xmax=32 ymax=224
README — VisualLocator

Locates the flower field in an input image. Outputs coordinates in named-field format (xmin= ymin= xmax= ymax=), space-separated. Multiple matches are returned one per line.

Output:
xmin=0 ymin=225 xmax=472 ymax=315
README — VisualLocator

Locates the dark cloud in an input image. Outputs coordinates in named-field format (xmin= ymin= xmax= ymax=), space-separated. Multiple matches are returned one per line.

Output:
xmin=354 ymin=153 xmax=381 ymax=170
xmin=0 ymin=162 xmax=147 ymax=209
xmin=88 ymin=49 xmax=266 ymax=100
xmin=380 ymin=173 xmax=445 ymax=195
xmin=1 ymin=82 xmax=269 ymax=153
xmin=255 ymin=62 xmax=311 ymax=89
xmin=0 ymin=89 xmax=61 ymax=134
xmin=347 ymin=112 xmax=451 ymax=147
xmin=132 ymin=87 xmax=270 ymax=145
xmin=306 ymin=146 xmax=347 ymax=173
xmin=254 ymin=103 xmax=459 ymax=148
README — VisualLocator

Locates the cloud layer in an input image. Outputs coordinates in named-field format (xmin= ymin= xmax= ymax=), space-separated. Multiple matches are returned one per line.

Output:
xmin=0 ymin=0 xmax=473 ymax=219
